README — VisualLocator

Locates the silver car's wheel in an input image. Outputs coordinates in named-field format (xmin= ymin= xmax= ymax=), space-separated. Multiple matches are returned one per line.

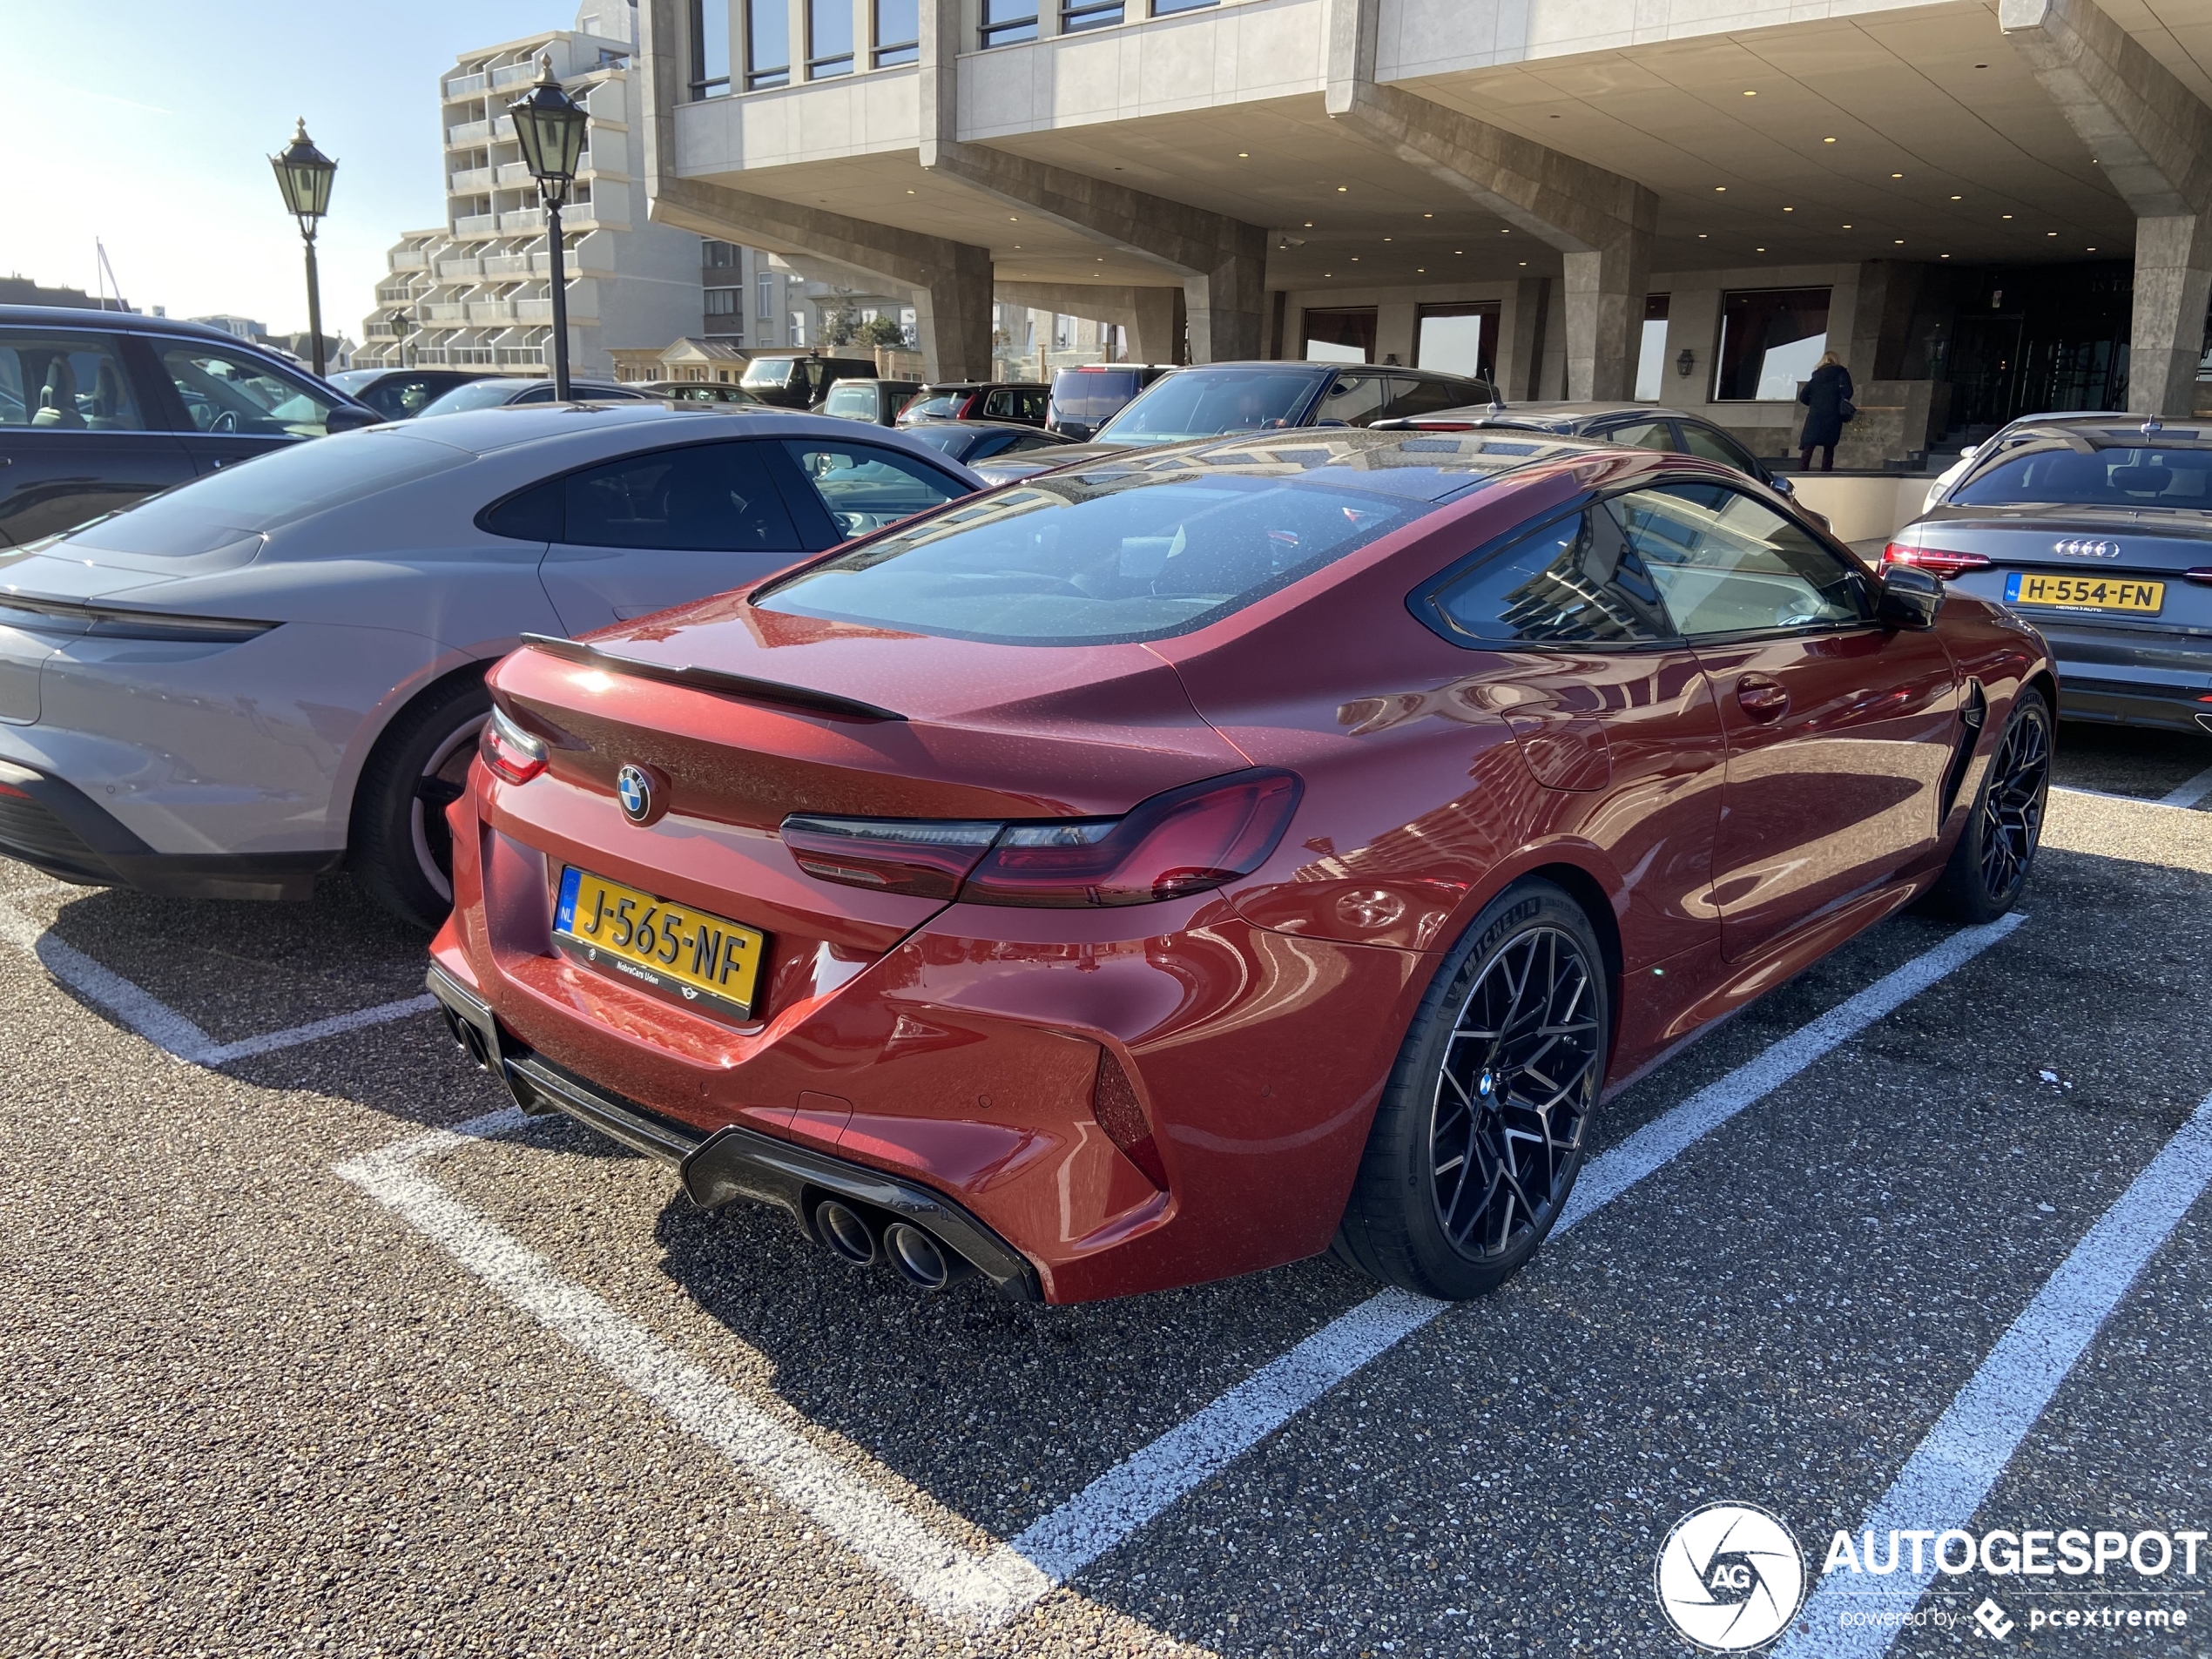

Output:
xmin=351 ymin=674 xmax=490 ymax=932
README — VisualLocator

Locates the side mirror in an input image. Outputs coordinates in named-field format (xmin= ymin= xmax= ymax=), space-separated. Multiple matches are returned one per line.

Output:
xmin=1767 ymin=473 xmax=1794 ymax=496
xmin=325 ymin=405 xmax=382 ymax=433
xmin=1877 ymin=565 xmax=1945 ymax=630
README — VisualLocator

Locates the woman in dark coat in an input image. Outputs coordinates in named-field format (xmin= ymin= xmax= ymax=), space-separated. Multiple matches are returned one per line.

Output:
xmin=1797 ymin=353 xmax=1853 ymax=470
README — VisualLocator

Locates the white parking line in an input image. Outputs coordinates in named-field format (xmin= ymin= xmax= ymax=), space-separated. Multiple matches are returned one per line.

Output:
xmin=2161 ymin=759 xmax=2212 ymax=810
xmin=337 ymin=913 xmax=2027 ymax=1629
xmin=1015 ymin=912 xmax=2028 ymax=1589
xmin=0 ymin=896 xmax=437 ymax=1065
xmin=1777 ymin=1083 xmax=2212 ymax=1659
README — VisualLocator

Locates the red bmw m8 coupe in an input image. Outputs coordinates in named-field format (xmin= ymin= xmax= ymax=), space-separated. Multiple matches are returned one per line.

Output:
xmin=428 ymin=428 xmax=2053 ymax=1305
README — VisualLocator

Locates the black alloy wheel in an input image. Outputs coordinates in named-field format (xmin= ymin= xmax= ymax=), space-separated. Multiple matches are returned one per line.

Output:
xmin=1428 ymin=926 xmax=1602 ymax=1262
xmin=1926 ymin=687 xmax=2051 ymax=923
xmin=351 ymin=673 xmax=492 ymax=932
xmin=1336 ymin=879 xmax=1610 ymax=1299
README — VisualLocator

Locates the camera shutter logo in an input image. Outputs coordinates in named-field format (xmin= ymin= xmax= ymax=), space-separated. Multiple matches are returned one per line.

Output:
xmin=617 ymin=765 xmax=653 ymax=825
xmin=1656 ymin=1502 xmax=1806 ymax=1651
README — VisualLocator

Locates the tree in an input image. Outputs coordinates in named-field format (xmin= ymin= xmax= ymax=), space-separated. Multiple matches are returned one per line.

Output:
xmin=862 ymin=314 xmax=906 ymax=347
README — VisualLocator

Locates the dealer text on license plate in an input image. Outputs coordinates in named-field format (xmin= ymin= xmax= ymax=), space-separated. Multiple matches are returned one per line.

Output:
xmin=2005 ymin=572 xmax=2165 ymax=614
xmin=553 ymin=867 xmax=765 ymax=1020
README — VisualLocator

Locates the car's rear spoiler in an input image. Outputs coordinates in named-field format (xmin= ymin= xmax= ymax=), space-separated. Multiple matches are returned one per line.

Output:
xmin=517 ymin=633 xmax=906 ymax=724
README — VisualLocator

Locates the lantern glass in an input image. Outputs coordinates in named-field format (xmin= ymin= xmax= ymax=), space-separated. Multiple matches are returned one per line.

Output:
xmin=270 ymin=119 xmax=336 ymax=226
xmin=509 ymin=59 xmax=589 ymax=194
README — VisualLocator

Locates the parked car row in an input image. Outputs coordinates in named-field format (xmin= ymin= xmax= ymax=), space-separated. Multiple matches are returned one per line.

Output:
xmin=0 ymin=320 xmax=2137 ymax=1315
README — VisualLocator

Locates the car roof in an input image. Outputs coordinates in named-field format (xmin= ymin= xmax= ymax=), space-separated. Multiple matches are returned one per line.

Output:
xmin=0 ymin=304 xmax=289 ymax=345
xmin=377 ymin=402 xmax=988 ymax=467
xmin=1029 ymin=424 xmax=1611 ymax=502
xmin=916 ymin=381 xmax=1044 ymax=392
xmin=1977 ymin=415 xmax=2212 ymax=449
xmin=909 ymin=416 xmax=1069 ymax=435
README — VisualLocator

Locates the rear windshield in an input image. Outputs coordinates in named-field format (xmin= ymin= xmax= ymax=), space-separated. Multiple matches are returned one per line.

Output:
xmin=740 ymin=359 xmax=800 ymax=388
xmin=70 ymin=429 xmax=468 ymax=547
xmin=756 ymin=471 xmax=1422 ymax=645
xmin=1050 ymin=368 xmax=1140 ymax=423
xmin=420 ymin=379 xmax=529 ymax=415
xmin=1952 ymin=444 xmax=2212 ymax=509
xmin=823 ymin=383 xmax=877 ymax=415
xmin=1096 ymin=367 xmax=1321 ymax=446
xmin=902 ymin=394 xmax=961 ymax=421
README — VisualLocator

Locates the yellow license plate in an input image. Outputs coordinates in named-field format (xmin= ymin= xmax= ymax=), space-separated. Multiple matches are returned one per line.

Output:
xmin=552 ymin=867 xmax=766 ymax=1020
xmin=2005 ymin=571 xmax=2165 ymax=614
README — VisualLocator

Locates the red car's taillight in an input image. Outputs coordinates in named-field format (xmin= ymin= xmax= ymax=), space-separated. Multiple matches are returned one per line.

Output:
xmin=961 ymin=770 xmax=1302 ymax=908
xmin=779 ymin=770 xmax=1303 ymax=908
xmin=478 ymin=705 xmax=548 ymax=785
xmin=778 ymin=816 xmax=1002 ymax=899
xmin=1882 ymin=543 xmax=1993 ymax=580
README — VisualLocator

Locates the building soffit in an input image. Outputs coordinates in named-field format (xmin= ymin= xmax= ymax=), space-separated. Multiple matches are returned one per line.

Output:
xmin=2001 ymin=0 xmax=2212 ymax=216
xmin=1322 ymin=0 xmax=1656 ymax=257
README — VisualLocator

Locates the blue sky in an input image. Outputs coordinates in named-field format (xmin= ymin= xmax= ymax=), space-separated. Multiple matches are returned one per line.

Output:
xmin=10 ymin=1 xmax=578 ymax=339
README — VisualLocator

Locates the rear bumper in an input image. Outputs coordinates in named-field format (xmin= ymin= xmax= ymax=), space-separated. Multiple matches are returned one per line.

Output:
xmin=0 ymin=759 xmax=339 ymax=898
xmin=425 ymin=961 xmax=1044 ymax=1301
xmin=2054 ymin=676 xmax=2212 ymax=733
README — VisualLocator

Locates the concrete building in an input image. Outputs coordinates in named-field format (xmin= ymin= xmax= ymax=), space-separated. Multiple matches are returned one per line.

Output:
xmin=359 ymin=1 xmax=708 ymax=377
xmin=631 ymin=0 xmax=2212 ymax=464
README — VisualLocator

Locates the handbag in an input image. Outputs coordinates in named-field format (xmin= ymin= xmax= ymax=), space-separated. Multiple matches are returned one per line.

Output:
xmin=1839 ymin=395 xmax=1858 ymax=423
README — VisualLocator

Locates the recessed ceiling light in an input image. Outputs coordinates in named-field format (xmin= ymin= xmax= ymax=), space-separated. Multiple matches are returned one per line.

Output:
xmin=1417 ymin=267 xmax=1426 ymax=272
xmin=1743 ymin=89 xmax=1757 ymax=96
xmin=1715 ymin=185 xmax=1727 ymax=192
xmin=1891 ymin=172 xmax=1903 ymax=179
xmin=2087 ymin=246 xmax=2097 ymax=251
xmin=1324 ymin=272 xmax=1332 ymax=277
xmin=1454 ymin=249 xmax=1463 ymax=254
xmin=1950 ymin=194 xmax=1962 ymax=200
xmin=1238 ymin=152 xmax=1249 ymax=158
xmin=1519 ymin=260 xmax=1527 ymax=266
xmin=1698 ymin=233 xmax=1708 ymax=239
xmin=1304 ymin=221 xmax=1313 ymax=227
xmin=1895 ymin=239 xmax=1905 ymax=244
xmin=1384 ymin=236 xmax=1393 ymax=241
xmin=1975 ymin=62 xmax=1988 ymax=67
xmin=1784 ymin=206 xmax=1794 ymax=212
xmin=1337 ymin=185 xmax=1348 ymax=192
xmin=1823 ymin=136 xmax=1837 ymax=144
xmin=1940 ymin=253 xmax=1950 ymax=258
xmin=906 ymin=188 xmax=916 ymax=194
xmin=2047 ymin=231 xmax=2058 ymax=236
xmin=1757 ymin=246 xmax=1766 ymax=252
xmin=1351 ymin=256 xmax=1359 ymax=260
xmin=1423 ymin=212 xmax=1433 ymax=218
xmin=1843 ymin=223 xmax=1852 ymax=228
xmin=2003 ymin=213 xmax=2014 ymax=219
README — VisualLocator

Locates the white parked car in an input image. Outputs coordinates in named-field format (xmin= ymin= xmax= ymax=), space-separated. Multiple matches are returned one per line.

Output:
xmin=1921 ymin=409 xmax=2124 ymax=512
xmin=0 ymin=405 xmax=982 ymax=927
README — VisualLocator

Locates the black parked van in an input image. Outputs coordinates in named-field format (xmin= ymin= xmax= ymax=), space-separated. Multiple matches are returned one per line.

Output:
xmin=738 ymin=354 xmax=880 ymax=410
xmin=1047 ymin=363 xmax=1176 ymax=441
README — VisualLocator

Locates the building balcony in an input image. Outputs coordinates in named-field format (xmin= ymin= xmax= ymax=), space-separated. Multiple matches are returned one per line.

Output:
xmin=422 ymin=303 xmax=469 ymax=324
xmin=449 ymin=166 xmax=495 ymax=192
xmin=388 ymin=250 xmax=429 ymax=270
xmin=447 ymin=118 xmax=492 ymax=146
xmin=436 ymin=256 xmax=484 ymax=280
xmin=482 ymin=252 xmax=553 ymax=277
xmin=514 ymin=297 xmax=556 ymax=322
xmin=499 ymin=207 xmax=546 ymax=233
xmin=468 ymin=300 xmax=517 ymax=324
xmin=490 ymin=60 xmax=540 ymax=89
xmin=496 ymin=345 xmax=546 ymax=367
xmin=374 ymin=284 xmax=416 ymax=305
xmin=453 ymin=213 xmax=497 ymax=235
xmin=443 ymin=71 xmax=488 ymax=99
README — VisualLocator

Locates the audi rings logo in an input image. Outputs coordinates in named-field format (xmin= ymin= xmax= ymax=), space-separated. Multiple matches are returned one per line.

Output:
xmin=1656 ymin=1502 xmax=1807 ymax=1651
xmin=2054 ymin=537 xmax=2120 ymax=559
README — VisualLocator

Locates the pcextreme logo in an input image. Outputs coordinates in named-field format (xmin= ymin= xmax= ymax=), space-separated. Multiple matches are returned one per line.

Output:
xmin=1656 ymin=1503 xmax=1808 ymax=1652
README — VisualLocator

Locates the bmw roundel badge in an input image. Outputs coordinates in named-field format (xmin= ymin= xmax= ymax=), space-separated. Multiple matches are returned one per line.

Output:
xmin=617 ymin=764 xmax=653 ymax=825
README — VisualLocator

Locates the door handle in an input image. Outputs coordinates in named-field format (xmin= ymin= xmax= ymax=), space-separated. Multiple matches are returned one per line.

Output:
xmin=1736 ymin=675 xmax=1790 ymax=722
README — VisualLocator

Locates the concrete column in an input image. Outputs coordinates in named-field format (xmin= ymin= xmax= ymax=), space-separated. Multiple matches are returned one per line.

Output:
xmin=1184 ymin=226 xmax=1269 ymax=364
xmin=1323 ymin=0 xmax=1656 ymax=400
xmin=1503 ymin=277 xmax=1546 ymax=401
xmin=2002 ymin=0 xmax=2212 ymax=414
xmin=912 ymin=241 xmax=996 ymax=381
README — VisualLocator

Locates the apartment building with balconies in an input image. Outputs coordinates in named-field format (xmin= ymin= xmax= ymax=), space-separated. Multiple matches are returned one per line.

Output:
xmin=360 ymin=1 xmax=708 ymax=377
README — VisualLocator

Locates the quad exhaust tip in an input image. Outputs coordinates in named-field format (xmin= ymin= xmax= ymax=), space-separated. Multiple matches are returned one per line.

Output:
xmin=884 ymin=1221 xmax=974 ymax=1291
xmin=810 ymin=1197 xmax=974 ymax=1290
xmin=814 ymin=1198 xmax=881 ymax=1266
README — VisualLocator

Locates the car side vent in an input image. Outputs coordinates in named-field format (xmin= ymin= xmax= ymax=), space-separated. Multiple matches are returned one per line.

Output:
xmin=1092 ymin=1049 xmax=1167 ymax=1191
xmin=1938 ymin=680 xmax=1988 ymax=821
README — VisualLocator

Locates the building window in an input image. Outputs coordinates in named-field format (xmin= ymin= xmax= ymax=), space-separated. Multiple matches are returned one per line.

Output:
xmin=980 ymin=0 xmax=1038 ymax=47
xmin=1151 ymin=0 xmax=1217 ymax=13
xmin=874 ymin=0 xmax=920 ymax=64
xmin=791 ymin=309 xmax=809 ymax=347
xmin=758 ymin=272 xmax=776 ymax=320
xmin=704 ymin=239 xmax=739 ymax=269
xmin=807 ymin=0 xmax=854 ymax=77
xmin=1303 ymin=307 xmax=1377 ymax=364
xmin=706 ymin=287 xmax=739 ymax=316
xmin=1063 ymin=0 xmax=1123 ymax=29
xmin=1414 ymin=301 xmax=1498 ymax=380
xmin=1714 ymin=287 xmax=1831 ymax=401
xmin=690 ymin=0 xmax=731 ymax=98
xmin=1634 ymin=294 xmax=1669 ymax=401
xmin=745 ymin=0 xmax=791 ymax=88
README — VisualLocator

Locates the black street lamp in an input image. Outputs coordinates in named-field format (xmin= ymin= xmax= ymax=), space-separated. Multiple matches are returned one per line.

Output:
xmin=507 ymin=57 xmax=589 ymax=400
xmin=270 ymin=118 xmax=338 ymax=378
xmin=388 ymin=309 xmax=412 ymax=368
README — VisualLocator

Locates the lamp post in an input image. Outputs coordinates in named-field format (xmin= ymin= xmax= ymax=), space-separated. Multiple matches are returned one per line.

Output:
xmin=388 ymin=309 xmax=412 ymax=368
xmin=507 ymin=57 xmax=589 ymax=400
xmin=270 ymin=119 xmax=337 ymax=378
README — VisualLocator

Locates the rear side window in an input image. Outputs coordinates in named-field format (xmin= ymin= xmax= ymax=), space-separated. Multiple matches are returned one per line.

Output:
xmin=1422 ymin=509 xmax=1676 ymax=647
xmin=902 ymin=394 xmax=961 ymax=421
xmin=1603 ymin=419 xmax=1676 ymax=452
xmin=0 ymin=332 xmax=145 ymax=430
xmin=159 ymin=343 xmax=334 ymax=437
xmin=1314 ymin=374 xmax=1393 ymax=427
xmin=1676 ymin=422 xmax=1761 ymax=476
xmin=556 ymin=442 xmax=802 ymax=551
xmin=785 ymin=440 xmax=968 ymax=539
xmin=1952 ymin=445 xmax=2212 ymax=507
xmin=984 ymin=388 xmax=1045 ymax=422
xmin=1051 ymin=368 xmax=1136 ymax=424
xmin=1613 ymin=483 xmax=1865 ymax=637
xmin=757 ymin=472 xmax=1422 ymax=645
xmin=823 ymin=383 xmax=876 ymax=417
xmin=1383 ymin=377 xmax=1479 ymax=420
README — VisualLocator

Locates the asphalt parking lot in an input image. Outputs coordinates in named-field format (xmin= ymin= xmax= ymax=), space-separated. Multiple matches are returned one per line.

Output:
xmin=3 ymin=722 xmax=2210 ymax=1659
